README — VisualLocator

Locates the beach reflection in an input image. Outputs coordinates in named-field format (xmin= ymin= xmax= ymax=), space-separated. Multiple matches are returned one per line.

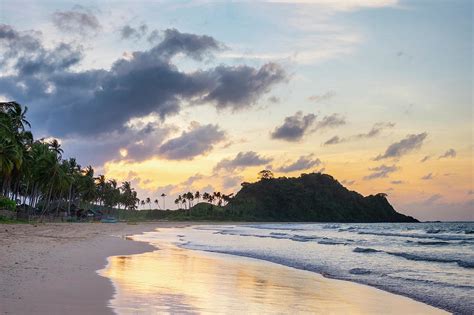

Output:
xmin=101 ymin=241 xmax=445 ymax=314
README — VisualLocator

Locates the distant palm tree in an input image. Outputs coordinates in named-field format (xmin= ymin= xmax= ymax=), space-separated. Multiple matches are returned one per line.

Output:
xmin=161 ymin=193 xmax=166 ymax=209
xmin=154 ymin=198 xmax=160 ymax=209
xmin=195 ymin=191 xmax=200 ymax=203
xmin=145 ymin=197 xmax=151 ymax=209
xmin=140 ymin=199 xmax=145 ymax=209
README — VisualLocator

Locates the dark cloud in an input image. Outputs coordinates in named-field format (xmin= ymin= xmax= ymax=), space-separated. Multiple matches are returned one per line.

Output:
xmin=308 ymin=91 xmax=335 ymax=103
xmin=52 ymin=6 xmax=101 ymax=36
xmin=363 ymin=164 xmax=399 ymax=180
xmin=156 ymin=28 xmax=224 ymax=61
xmin=374 ymin=133 xmax=427 ymax=160
xmin=0 ymin=25 xmax=286 ymax=142
xmin=276 ymin=154 xmax=321 ymax=173
xmin=421 ymin=173 xmax=433 ymax=180
xmin=202 ymin=63 xmax=286 ymax=111
xmin=0 ymin=24 xmax=83 ymax=76
xmin=323 ymin=122 xmax=394 ymax=146
xmin=158 ymin=123 xmax=226 ymax=160
xmin=271 ymin=111 xmax=316 ymax=142
xmin=61 ymin=123 xmax=174 ymax=166
xmin=214 ymin=151 xmax=273 ymax=172
xmin=147 ymin=30 xmax=161 ymax=43
xmin=420 ymin=155 xmax=431 ymax=163
xmin=439 ymin=148 xmax=456 ymax=159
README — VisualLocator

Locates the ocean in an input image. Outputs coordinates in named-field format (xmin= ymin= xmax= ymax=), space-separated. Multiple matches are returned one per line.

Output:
xmin=133 ymin=222 xmax=474 ymax=314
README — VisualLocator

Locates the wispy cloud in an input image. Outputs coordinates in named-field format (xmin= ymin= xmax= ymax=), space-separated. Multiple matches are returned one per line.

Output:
xmin=276 ymin=154 xmax=321 ymax=173
xmin=374 ymin=133 xmax=427 ymax=160
xmin=363 ymin=164 xmax=399 ymax=180
xmin=439 ymin=148 xmax=456 ymax=159
xmin=214 ymin=151 xmax=273 ymax=172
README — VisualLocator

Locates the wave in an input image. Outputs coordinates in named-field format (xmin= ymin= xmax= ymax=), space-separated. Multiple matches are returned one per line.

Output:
xmin=357 ymin=231 xmax=474 ymax=241
xmin=349 ymin=268 xmax=371 ymax=275
xmin=387 ymin=252 xmax=474 ymax=269
xmin=416 ymin=241 xmax=451 ymax=246
xmin=353 ymin=247 xmax=380 ymax=253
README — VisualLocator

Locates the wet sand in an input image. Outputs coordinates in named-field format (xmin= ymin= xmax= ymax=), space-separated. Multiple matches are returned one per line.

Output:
xmin=101 ymin=230 xmax=448 ymax=314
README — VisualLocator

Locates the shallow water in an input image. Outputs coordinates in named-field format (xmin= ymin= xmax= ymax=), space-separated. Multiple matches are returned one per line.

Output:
xmin=101 ymin=242 xmax=446 ymax=314
xmin=128 ymin=222 xmax=474 ymax=314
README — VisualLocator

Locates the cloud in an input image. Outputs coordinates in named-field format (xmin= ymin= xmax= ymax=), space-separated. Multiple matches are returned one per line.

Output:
xmin=421 ymin=173 xmax=433 ymax=180
xmin=307 ymin=91 xmax=335 ymax=102
xmin=355 ymin=122 xmax=395 ymax=139
xmin=268 ymin=96 xmax=280 ymax=103
xmin=120 ymin=24 xmax=148 ymax=40
xmin=341 ymin=179 xmax=355 ymax=185
xmin=0 ymin=24 xmax=83 ymax=76
xmin=324 ymin=135 xmax=342 ymax=145
xmin=420 ymin=155 xmax=431 ymax=163
xmin=158 ymin=123 xmax=226 ymax=160
xmin=424 ymin=194 xmax=442 ymax=204
xmin=51 ymin=6 xmax=101 ymax=36
xmin=374 ymin=132 xmax=427 ymax=160
xmin=314 ymin=113 xmax=346 ymax=130
xmin=276 ymin=154 xmax=321 ymax=173
xmin=271 ymin=111 xmax=316 ymax=141
xmin=61 ymin=122 xmax=174 ymax=166
xmin=222 ymin=175 xmax=244 ymax=189
xmin=323 ymin=122 xmax=394 ymax=146
xmin=390 ymin=180 xmax=404 ymax=184
xmin=439 ymin=148 xmax=456 ymax=159
xmin=0 ymin=25 xmax=286 ymax=141
xmin=202 ymin=62 xmax=286 ymax=111
xmin=363 ymin=164 xmax=399 ymax=180
xmin=214 ymin=151 xmax=273 ymax=172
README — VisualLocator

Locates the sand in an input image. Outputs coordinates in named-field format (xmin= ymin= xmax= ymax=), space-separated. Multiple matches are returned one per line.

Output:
xmin=0 ymin=222 xmax=184 ymax=315
xmin=0 ymin=222 xmax=448 ymax=314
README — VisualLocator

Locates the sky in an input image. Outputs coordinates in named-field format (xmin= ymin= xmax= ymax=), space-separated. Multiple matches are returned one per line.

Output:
xmin=0 ymin=0 xmax=472 ymax=220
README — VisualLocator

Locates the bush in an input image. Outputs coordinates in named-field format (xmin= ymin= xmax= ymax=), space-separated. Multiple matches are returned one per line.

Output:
xmin=0 ymin=196 xmax=16 ymax=211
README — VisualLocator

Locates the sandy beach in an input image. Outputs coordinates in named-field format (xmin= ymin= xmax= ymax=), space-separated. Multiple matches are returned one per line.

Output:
xmin=0 ymin=222 xmax=183 ymax=315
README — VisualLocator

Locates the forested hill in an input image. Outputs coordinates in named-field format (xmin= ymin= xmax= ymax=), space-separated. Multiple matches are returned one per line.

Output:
xmin=227 ymin=173 xmax=418 ymax=222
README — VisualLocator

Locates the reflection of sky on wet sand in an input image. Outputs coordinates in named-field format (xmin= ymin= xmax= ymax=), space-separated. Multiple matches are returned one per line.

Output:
xmin=100 ymin=239 xmax=445 ymax=314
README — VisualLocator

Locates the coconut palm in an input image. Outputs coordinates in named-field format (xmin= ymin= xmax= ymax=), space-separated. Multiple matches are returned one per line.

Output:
xmin=161 ymin=193 xmax=166 ymax=209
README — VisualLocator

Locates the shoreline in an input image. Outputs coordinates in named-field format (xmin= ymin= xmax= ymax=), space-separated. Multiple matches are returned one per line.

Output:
xmin=0 ymin=222 xmax=452 ymax=314
xmin=102 ymin=228 xmax=448 ymax=314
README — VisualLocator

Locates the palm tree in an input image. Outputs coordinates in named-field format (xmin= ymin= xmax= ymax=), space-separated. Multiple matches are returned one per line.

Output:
xmin=140 ymin=199 xmax=145 ymax=209
xmin=145 ymin=197 xmax=151 ymax=209
xmin=161 ymin=193 xmax=166 ymax=209
xmin=154 ymin=198 xmax=160 ymax=209
xmin=195 ymin=191 xmax=200 ymax=203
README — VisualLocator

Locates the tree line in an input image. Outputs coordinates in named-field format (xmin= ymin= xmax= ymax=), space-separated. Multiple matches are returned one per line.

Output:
xmin=0 ymin=102 xmax=145 ymax=216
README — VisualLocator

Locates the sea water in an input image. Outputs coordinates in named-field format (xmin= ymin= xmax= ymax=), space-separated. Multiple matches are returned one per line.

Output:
xmin=138 ymin=222 xmax=474 ymax=314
